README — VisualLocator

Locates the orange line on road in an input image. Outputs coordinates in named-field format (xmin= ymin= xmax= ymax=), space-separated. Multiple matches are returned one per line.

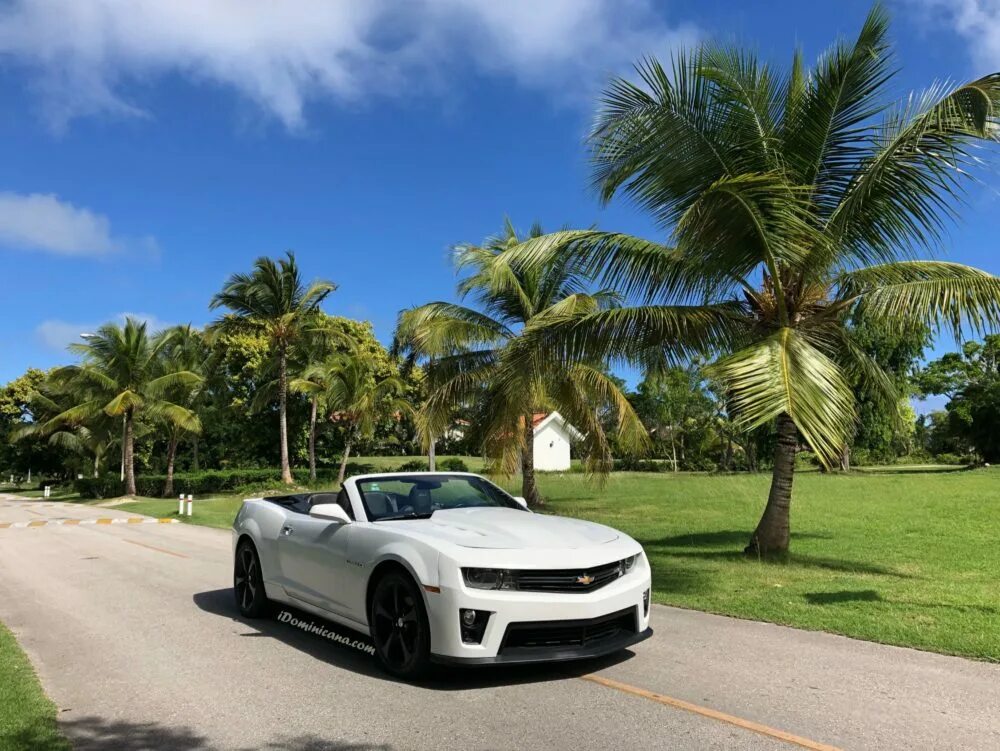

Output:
xmin=122 ymin=538 xmax=189 ymax=559
xmin=580 ymin=674 xmax=843 ymax=751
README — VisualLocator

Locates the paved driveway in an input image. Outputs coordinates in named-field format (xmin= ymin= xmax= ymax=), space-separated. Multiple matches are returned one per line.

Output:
xmin=0 ymin=496 xmax=998 ymax=750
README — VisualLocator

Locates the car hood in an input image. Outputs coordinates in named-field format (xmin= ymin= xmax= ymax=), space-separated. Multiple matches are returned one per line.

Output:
xmin=384 ymin=507 xmax=619 ymax=549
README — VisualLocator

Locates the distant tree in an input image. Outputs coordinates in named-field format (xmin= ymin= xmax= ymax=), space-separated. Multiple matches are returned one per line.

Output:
xmin=157 ymin=325 xmax=207 ymax=496
xmin=917 ymin=335 xmax=1000 ymax=461
xmin=397 ymin=219 xmax=647 ymax=507
xmin=631 ymin=366 xmax=716 ymax=470
xmin=44 ymin=318 xmax=201 ymax=496
xmin=301 ymin=350 xmax=411 ymax=485
xmin=843 ymin=317 xmax=930 ymax=467
xmin=210 ymin=252 xmax=336 ymax=484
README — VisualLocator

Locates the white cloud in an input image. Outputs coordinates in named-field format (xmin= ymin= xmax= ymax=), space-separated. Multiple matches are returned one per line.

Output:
xmin=36 ymin=313 xmax=176 ymax=351
xmin=0 ymin=192 xmax=122 ymax=256
xmin=0 ymin=0 xmax=698 ymax=132
xmin=908 ymin=1 xmax=1000 ymax=72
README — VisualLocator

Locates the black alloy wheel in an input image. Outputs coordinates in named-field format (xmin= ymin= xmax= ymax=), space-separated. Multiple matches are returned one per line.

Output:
xmin=370 ymin=571 xmax=430 ymax=679
xmin=234 ymin=541 xmax=269 ymax=618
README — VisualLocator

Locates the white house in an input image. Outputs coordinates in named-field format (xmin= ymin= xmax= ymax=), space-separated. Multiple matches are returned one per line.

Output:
xmin=531 ymin=411 xmax=583 ymax=471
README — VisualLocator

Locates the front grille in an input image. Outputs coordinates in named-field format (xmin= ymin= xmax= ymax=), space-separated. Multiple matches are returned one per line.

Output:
xmin=513 ymin=559 xmax=624 ymax=593
xmin=501 ymin=608 xmax=636 ymax=652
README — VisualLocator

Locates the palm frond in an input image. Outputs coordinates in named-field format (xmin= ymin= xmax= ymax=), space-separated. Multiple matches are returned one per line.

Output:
xmin=839 ymin=261 xmax=1000 ymax=337
xmin=707 ymin=328 xmax=856 ymax=465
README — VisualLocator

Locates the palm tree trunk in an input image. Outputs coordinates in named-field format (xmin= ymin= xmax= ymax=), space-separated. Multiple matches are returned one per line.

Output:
xmin=123 ymin=411 xmax=136 ymax=497
xmin=308 ymin=396 xmax=318 ymax=483
xmin=746 ymin=412 xmax=797 ymax=558
xmin=278 ymin=348 xmax=293 ymax=484
xmin=163 ymin=432 xmax=179 ymax=497
xmin=93 ymin=453 xmax=100 ymax=478
xmin=521 ymin=414 xmax=541 ymax=508
xmin=839 ymin=444 xmax=850 ymax=472
xmin=338 ymin=429 xmax=354 ymax=486
xmin=428 ymin=433 xmax=436 ymax=471
xmin=192 ymin=439 xmax=200 ymax=472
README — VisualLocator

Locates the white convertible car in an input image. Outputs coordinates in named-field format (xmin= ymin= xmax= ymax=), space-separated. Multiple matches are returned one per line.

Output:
xmin=232 ymin=472 xmax=652 ymax=678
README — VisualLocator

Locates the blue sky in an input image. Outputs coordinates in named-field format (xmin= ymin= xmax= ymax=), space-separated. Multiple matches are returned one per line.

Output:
xmin=1 ymin=0 xmax=998 ymax=415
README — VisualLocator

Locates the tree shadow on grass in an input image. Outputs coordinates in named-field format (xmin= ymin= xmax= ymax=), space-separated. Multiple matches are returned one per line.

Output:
xmin=804 ymin=590 xmax=882 ymax=605
xmin=193 ymin=589 xmax=636 ymax=692
xmin=6 ymin=714 xmax=392 ymax=751
xmin=647 ymin=547 xmax=914 ymax=578
xmin=803 ymin=589 xmax=1000 ymax=617
xmin=644 ymin=530 xmax=832 ymax=549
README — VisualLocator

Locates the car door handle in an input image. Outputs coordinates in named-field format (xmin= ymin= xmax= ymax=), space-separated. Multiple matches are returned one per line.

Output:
xmin=281 ymin=525 xmax=294 ymax=536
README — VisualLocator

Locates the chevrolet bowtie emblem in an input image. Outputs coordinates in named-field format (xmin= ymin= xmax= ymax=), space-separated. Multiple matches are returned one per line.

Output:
xmin=576 ymin=574 xmax=594 ymax=585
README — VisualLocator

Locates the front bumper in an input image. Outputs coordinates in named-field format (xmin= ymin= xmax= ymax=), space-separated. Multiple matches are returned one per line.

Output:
xmin=426 ymin=559 xmax=652 ymax=664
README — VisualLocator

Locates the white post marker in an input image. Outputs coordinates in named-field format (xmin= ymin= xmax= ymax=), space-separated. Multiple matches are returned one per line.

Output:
xmin=43 ymin=485 xmax=50 ymax=498
xmin=186 ymin=494 xmax=193 ymax=516
xmin=178 ymin=494 xmax=185 ymax=515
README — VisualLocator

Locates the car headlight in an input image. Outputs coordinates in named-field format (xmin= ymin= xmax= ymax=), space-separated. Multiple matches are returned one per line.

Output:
xmin=620 ymin=554 xmax=639 ymax=575
xmin=462 ymin=568 xmax=516 ymax=590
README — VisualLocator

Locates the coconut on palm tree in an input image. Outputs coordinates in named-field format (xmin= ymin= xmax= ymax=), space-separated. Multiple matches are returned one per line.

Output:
xmin=397 ymin=219 xmax=648 ymax=507
xmin=297 ymin=350 xmax=411 ymax=485
xmin=44 ymin=318 xmax=201 ymax=497
xmin=210 ymin=252 xmax=336 ymax=484
xmin=496 ymin=5 xmax=1000 ymax=552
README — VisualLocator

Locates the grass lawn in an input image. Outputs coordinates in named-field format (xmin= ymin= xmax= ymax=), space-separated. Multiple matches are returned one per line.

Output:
xmin=98 ymin=466 xmax=1000 ymax=662
xmin=0 ymin=621 xmax=69 ymax=750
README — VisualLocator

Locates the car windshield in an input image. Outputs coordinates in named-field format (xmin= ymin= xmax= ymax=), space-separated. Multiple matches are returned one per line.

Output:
xmin=356 ymin=474 xmax=520 ymax=521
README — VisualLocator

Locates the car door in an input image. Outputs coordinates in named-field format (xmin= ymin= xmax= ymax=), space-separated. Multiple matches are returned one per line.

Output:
xmin=276 ymin=504 xmax=354 ymax=615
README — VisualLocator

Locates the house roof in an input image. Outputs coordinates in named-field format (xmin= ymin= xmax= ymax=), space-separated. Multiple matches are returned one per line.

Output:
xmin=532 ymin=411 xmax=584 ymax=441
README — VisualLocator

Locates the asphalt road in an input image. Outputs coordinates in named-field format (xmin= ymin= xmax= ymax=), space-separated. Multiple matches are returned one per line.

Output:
xmin=1 ymin=495 xmax=998 ymax=751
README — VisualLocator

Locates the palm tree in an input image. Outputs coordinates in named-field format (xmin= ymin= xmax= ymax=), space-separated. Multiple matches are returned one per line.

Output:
xmin=13 ymin=389 xmax=119 ymax=478
xmin=158 ymin=325 xmax=207 ymax=497
xmin=300 ymin=350 xmax=411 ymax=485
xmin=210 ymin=252 xmax=336 ymax=484
xmin=396 ymin=219 xmax=648 ymax=507
xmin=288 ymin=322 xmax=357 ymax=482
xmin=497 ymin=5 xmax=1000 ymax=553
xmin=44 ymin=318 xmax=201 ymax=497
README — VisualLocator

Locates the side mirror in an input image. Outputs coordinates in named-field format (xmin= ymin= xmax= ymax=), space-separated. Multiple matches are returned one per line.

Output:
xmin=512 ymin=496 xmax=529 ymax=510
xmin=310 ymin=503 xmax=352 ymax=524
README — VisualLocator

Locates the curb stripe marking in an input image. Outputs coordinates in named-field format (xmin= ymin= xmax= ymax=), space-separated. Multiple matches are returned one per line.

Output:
xmin=0 ymin=518 xmax=179 ymax=529
xmin=122 ymin=538 xmax=189 ymax=558
xmin=580 ymin=674 xmax=843 ymax=751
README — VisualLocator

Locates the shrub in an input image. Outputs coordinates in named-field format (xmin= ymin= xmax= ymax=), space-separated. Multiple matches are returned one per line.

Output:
xmin=933 ymin=453 xmax=970 ymax=466
xmin=75 ymin=475 xmax=124 ymax=499
xmin=613 ymin=458 xmax=672 ymax=472
xmin=794 ymin=451 xmax=820 ymax=469
xmin=397 ymin=459 xmax=428 ymax=472
xmin=438 ymin=457 xmax=469 ymax=472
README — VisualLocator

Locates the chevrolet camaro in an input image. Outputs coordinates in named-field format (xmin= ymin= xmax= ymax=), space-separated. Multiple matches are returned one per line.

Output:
xmin=232 ymin=472 xmax=652 ymax=678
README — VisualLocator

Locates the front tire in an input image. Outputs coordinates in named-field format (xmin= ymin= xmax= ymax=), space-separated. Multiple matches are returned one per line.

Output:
xmin=234 ymin=540 xmax=269 ymax=618
xmin=369 ymin=570 xmax=431 ymax=679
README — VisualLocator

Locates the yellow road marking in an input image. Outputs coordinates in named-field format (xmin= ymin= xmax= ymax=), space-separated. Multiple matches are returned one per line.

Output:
xmin=27 ymin=520 xmax=46 ymax=527
xmin=580 ymin=674 xmax=843 ymax=751
xmin=63 ymin=519 xmax=81 ymax=525
xmin=122 ymin=538 xmax=189 ymax=559
xmin=96 ymin=518 xmax=112 ymax=525
xmin=127 ymin=517 xmax=144 ymax=523
xmin=0 ymin=522 xmax=10 ymax=528
xmin=157 ymin=518 xmax=175 ymax=523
